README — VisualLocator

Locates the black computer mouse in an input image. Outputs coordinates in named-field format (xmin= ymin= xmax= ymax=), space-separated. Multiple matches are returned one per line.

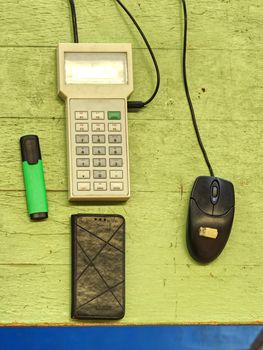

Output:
xmin=187 ymin=176 xmax=235 ymax=263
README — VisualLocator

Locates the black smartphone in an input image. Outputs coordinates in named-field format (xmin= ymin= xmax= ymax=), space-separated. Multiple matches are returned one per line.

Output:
xmin=71 ymin=214 xmax=125 ymax=320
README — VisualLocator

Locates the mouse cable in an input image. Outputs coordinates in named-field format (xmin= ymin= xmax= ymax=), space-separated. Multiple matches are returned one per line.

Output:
xmin=181 ymin=0 xmax=215 ymax=177
xmin=68 ymin=0 xmax=160 ymax=110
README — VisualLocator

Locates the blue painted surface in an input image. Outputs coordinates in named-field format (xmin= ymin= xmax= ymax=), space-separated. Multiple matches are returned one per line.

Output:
xmin=0 ymin=326 xmax=262 ymax=350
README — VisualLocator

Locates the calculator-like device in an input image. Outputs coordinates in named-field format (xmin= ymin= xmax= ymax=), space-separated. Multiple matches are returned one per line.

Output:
xmin=57 ymin=43 xmax=133 ymax=201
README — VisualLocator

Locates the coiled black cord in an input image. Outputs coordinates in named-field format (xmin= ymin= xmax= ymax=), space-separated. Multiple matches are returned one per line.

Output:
xmin=68 ymin=0 xmax=160 ymax=109
xmin=115 ymin=0 xmax=160 ymax=109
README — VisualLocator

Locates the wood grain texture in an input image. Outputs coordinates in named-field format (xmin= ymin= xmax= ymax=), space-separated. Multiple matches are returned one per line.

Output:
xmin=0 ymin=0 xmax=262 ymax=325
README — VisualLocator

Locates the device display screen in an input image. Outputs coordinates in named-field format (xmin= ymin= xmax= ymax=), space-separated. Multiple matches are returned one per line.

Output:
xmin=65 ymin=52 xmax=128 ymax=85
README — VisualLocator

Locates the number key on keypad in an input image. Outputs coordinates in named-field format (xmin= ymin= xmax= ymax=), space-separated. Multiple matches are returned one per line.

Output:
xmin=76 ymin=147 xmax=89 ymax=155
xmin=93 ymin=170 xmax=107 ymax=179
xmin=109 ymin=135 xmax=122 ymax=143
xmin=93 ymin=158 xmax=106 ymax=167
xmin=93 ymin=147 xmax=106 ymax=155
xmin=76 ymin=135 xmax=89 ymax=143
xmin=77 ymin=158 xmax=90 ymax=167
xmin=109 ymin=158 xmax=123 ymax=167
xmin=110 ymin=170 xmax=123 ymax=179
xmin=77 ymin=171 xmax=90 ymax=179
xmin=109 ymin=147 xmax=122 ymax=155
xmin=92 ymin=135 xmax=105 ymax=143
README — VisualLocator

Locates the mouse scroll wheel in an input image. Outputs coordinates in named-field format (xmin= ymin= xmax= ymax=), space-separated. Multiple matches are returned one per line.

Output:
xmin=212 ymin=186 xmax=218 ymax=197
xmin=211 ymin=182 xmax=219 ymax=205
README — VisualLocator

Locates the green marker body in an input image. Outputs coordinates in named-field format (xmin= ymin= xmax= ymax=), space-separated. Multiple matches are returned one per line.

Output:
xmin=22 ymin=160 xmax=48 ymax=215
xmin=20 ymin=135 xmax=48 ymax=220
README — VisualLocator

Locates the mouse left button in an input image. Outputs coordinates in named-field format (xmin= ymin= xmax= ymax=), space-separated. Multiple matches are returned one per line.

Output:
xmin=191 ymin=176 xmax=214 ymax=215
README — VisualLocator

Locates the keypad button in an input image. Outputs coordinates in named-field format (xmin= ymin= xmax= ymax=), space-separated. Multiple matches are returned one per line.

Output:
xmin=75 ymin=111 xmax=88 ymax=120
xmin=108 ymin=111 xmax=121 ymax=120
xmin=109 ymin=158 xmax=123 ymax=167
xmin=110 ymin=170 xmax=123 ymax=179
xmin=109 ymin=147 xmax=122 ymax=155
xmin=92 ymin=123 xmax=105 ymax=132
xmin=93 ymin=158 xmax=106 ymax=167
xmin=77 ymin=183 xmax=91 ymax=191
xmin=110 ymin=183 xmax=124 ymax=191
xmin=92 ymin=135 xmax=105 ymax=143
xmin=76 ymin=135 xmax=89 ymax=143
xmin=76 ymin=158 xmax=90 ymax=167
xmin=77 ymin=171 xmax=90 ymax=179
xmin=76 ymin=146 xmax=89 ymax=155
xmin=91 ymin=112 xmax=105 ymax=120
xmin=94 ymin=182 xmax=107 ymax=191
xmin=108 ymin=135 xmax=122 ymax=143
xmin=93 ymin=147 xmax=106 ymax=155
xmin=76 ymin=123 xmax=89 ymax=132
xmin=108 ymin=123 xmax=121 ymax=132
xmin=93 ymin=170 xmax=107 ymax=179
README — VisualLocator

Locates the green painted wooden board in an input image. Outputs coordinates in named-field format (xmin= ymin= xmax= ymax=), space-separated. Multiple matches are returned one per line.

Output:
xmin=0 ymin=0 xmax=263 ymax=325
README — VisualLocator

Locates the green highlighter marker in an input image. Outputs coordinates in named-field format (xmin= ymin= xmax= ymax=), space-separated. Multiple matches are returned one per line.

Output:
xmin=20 ymin=135 xmax=48 ymax=220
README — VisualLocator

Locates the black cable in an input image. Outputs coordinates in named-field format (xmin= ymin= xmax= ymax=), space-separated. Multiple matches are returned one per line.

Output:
xmin=115 ymin=0 xmax=160 ymax=109
xmin=69 ymin=0 xmax=79 ymax=43
xmin=181 ymin=0 xmax=214 ymax=177
xmin=68 ymin=0 xmax=160 ymax=109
